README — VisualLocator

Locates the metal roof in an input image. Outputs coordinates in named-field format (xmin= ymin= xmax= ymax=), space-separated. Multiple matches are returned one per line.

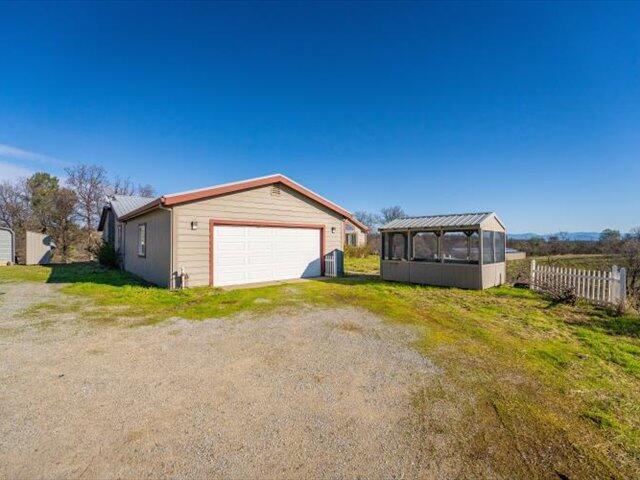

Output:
xmin=110 ymin=195 xmax=155 ymax=219
xmin=380 ymin=212 xmax=496 ymax=230
xmin=117 ymin=174 xmax=369 ymax=232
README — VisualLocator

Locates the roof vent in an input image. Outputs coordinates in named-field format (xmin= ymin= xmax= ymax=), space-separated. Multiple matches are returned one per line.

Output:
xmin=271 ymin=185 xmax=281 ymax=196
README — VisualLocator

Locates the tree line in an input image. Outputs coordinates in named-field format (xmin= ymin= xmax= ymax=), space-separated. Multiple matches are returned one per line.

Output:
xmin=507 ymin=228 xmax=640 ymax=256
xmin=353 ymin=206 xmax=406 ymax=231
xmin=0 ymin=164 xmax=154 ymax=262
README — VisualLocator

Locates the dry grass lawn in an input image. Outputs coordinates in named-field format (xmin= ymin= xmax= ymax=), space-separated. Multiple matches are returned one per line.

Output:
xmin=1 ymin=262 xmax=639 ymax=479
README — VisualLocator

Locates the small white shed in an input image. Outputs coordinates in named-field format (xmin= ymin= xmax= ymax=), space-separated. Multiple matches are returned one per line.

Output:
xmin=13 ymin=230 xmax=55 ymax=265
xmin=24 ymin=231 xmax=54 ymax=265
xmin=0 ymin=227 xmax=15 ymax=265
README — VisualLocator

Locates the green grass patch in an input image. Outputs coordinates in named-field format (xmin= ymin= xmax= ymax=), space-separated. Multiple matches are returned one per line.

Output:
xmin=0 ymin=263 xmax=142 ymax=285
xmin=344 ymin=254 xmax=379 ymax=275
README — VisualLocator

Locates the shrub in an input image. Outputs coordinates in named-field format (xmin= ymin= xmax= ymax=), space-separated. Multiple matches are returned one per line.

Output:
xmin=93 ymin=242 xmax=120 ymax=269
xmin=533 ymin=278 xmax=578 ymax=305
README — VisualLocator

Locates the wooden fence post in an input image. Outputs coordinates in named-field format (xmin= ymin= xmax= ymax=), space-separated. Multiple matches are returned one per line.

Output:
xmin=530 ymin=259 xmax=536 ymax=289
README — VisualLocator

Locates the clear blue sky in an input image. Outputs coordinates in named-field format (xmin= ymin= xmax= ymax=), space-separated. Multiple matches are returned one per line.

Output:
xmin=0 ymin=1 xmax=638 ymax=233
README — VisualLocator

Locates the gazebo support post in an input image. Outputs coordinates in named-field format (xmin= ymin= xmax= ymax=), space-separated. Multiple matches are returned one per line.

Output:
xmin=478 ymin=227 xmax=484 ymax=289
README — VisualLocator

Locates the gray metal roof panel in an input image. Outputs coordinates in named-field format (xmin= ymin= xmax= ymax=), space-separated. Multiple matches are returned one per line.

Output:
xmin=110 ymin=195 xmax=156 ymax=219
xmin=380 ymin=212 xmax=494 ymax=230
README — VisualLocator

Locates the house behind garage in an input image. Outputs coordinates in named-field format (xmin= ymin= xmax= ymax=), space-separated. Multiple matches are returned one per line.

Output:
xmin=101 ymin=174 xmax=368 ymax=288
xmin=344 ymin=220 xmax=367 ymax=247
xmin=98 ymin=194 xmax=155 ymax=253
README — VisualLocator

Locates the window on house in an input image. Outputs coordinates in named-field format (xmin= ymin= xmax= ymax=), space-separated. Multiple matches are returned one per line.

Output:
xmin=412 ymin=232 xmax=439 ymax=261
xmin=137 ymin=224 xmax=146 ymax=257
xmin=345 ymin=233 xmax=357 ymax=246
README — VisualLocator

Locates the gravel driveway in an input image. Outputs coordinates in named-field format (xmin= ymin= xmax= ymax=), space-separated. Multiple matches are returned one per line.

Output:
xmin=0 ymin=282 xmax=439 ymax=479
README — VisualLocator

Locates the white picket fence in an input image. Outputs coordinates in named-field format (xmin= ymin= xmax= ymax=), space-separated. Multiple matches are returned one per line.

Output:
xmin=530 ymin=260 xmax=626 ymax=306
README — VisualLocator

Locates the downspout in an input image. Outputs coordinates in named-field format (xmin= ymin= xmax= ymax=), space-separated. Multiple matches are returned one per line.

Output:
xmin=158 ymin=204 xmax=176 ymax=289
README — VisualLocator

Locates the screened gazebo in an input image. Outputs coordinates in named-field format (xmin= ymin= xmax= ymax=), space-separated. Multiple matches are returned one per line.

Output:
xmin=379 ymin=212 xmax=506 ymax=289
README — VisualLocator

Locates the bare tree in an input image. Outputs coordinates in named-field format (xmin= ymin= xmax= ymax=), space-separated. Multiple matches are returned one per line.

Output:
xmin=65 ymin=164 xmax=108 ymax=230
xmin=380 ymin=206 xmax=406 ymax=225
xmin=137 ymin=183 xmax=156 ymax=198
xmin=621 ymin=232 xmax=640 ymax=307
xmin=0 ymin=179 xmax=30 ymax=230
xmin=354 ymin=210 xmax=382 ymax=230
xmin=627 ymin=227 xmax=640 ymax=242
xmin=109 ymin=177 xmax=155 ymax=198
xmin=111 ymin=176 xmax=135 ymax=196
xmin=599 ymin=229 xmax=623 ymax=253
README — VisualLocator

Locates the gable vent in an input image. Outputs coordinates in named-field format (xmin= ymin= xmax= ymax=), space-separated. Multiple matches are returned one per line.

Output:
xmin=270 ymin=185 xmax=281 ymax=196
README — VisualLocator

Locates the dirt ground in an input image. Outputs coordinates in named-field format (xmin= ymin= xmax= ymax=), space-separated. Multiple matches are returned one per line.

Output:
xmin=0 ymin=282 xmax=443 ymax=479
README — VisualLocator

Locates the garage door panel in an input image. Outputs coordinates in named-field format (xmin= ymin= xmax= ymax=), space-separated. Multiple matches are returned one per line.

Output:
xmin=216 ymin=226 xmax=246 ymax=237
xmin=247 ymin=267 xmax=275 ymax=281
xmin=213 ymin=225 xmax=321 ymax=286
xmin=246 ymin=228 xmax=274 ymax=239
xmin=215 ymin=269 xmax=247 ymax=283
xmin=247 ymin=240 xmax=272 ymax=250
xmin=216 ymin=255 xmax=247 ymax=267
xmin=216 ymin=240 xmax=246 ymax=252
xmin=246 ymin=254 xmax=273 ymax=266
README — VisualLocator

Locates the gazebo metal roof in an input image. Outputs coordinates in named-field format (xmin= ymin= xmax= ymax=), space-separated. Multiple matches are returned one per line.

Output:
xmin=380 ymin=212 xmax=496 ymax=230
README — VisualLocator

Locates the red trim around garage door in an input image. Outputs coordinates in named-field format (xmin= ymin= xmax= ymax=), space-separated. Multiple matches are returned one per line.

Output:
xmin=208 ymin=219 xmax=326 ymax=287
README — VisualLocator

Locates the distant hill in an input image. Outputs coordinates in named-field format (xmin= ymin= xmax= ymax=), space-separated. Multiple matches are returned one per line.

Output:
xmin=508 ymin=232 xmax=601 ymax=241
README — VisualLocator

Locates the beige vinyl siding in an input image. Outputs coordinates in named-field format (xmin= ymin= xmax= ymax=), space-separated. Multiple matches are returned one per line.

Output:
xmin=173 ymin=184 xmax=344 ymax=287
xmin=123 ymin=208 xmax=171 ymax=287
xmin=480 ymin=215 xmax=506 ymax=232
xmin=481 ymin=262 xmax=506 ymax=288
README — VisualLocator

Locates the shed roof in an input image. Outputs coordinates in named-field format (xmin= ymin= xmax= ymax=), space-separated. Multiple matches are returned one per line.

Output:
xmin=380 ymin=212 xmax=504 ymax=231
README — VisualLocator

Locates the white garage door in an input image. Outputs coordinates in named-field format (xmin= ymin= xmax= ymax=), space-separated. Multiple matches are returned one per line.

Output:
xmin=213 ymin=225 xmax=321 ymax=287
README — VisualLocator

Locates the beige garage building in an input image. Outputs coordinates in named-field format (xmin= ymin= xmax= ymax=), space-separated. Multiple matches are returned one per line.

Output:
xmin=379 ymin=212 xmax=506 ymax=289
xmin=110 ymin=174 xmax=368 ymax=288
